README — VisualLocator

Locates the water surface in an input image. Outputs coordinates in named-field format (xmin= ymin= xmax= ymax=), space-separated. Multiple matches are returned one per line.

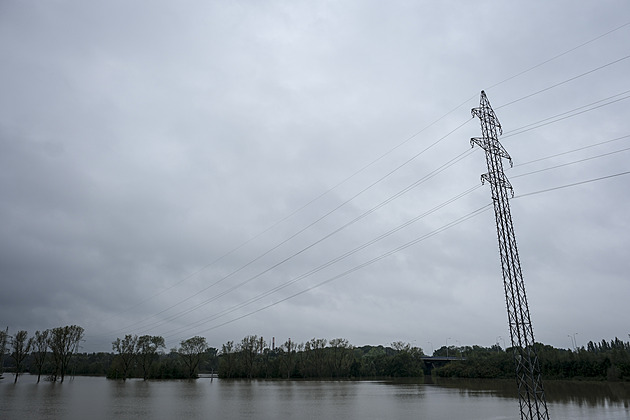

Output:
xmin=1 ymin=375 xmax=628 ymax=419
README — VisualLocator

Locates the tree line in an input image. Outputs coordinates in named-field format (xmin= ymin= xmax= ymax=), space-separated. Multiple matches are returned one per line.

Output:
xmin=107 ymin=334 xmax=218 ymax=380
xmin=433 ymin=338 xmax=630 ymax=381
xmin=0 ymin=325 xmax=84 ymax=383
xmin=218 ymin=336 xmax=425 ymax=379
xmin=3 ymin=327 xmax=629 ymax=382
xmin=0 ymin=328 xmax=219 ymax=382
xmin=1 ymin=329 xmax=424 ymax=381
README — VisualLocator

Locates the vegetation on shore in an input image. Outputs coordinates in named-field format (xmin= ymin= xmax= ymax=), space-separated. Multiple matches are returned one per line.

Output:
xmin=2 ymin=327 xmax=629 ymax=382
xmin=434 ymin=339 xmax=630 ymax=382
xmin=218 ymin=337 xmax=424 ymax=379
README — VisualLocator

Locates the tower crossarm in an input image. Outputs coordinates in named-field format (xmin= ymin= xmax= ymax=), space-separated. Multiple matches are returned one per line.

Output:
xmin=480 ymin=171 xmax=514 ymax=197
xmin=470 ymin=137 xmax=513 ymax=166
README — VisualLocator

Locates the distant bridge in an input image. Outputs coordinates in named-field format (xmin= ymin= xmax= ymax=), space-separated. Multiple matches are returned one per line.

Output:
xmin=421 ymin=356 xmax=465 ymax=371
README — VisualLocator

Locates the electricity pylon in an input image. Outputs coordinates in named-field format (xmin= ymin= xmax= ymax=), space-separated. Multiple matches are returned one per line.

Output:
xmin=471 ymin=91 xmax=550 ymax=420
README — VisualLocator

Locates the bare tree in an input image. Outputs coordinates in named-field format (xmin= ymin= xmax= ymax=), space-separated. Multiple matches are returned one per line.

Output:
xmin=178 ymin=336 xmax=208 ymax=378
xmin=31 ymin=330 xmax=50 ymax=383
xmin=112 ymin=334 xmax=139 ymax=381
xmin=48 ymin=325 xmax=84 ymax=382
xmin=10 ymin=330 xmax=31 ymax=383
xmin=137 ymin=335 xmax=165 ymax=380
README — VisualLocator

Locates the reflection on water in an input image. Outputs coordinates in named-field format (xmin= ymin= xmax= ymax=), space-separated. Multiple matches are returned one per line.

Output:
xmin=418 ymin=376 xmax=630 ymax=406
xmin=546 ymin=380 xmax=630 ymax=406
xmin=1 ymin=374 xmax=628 ymax=420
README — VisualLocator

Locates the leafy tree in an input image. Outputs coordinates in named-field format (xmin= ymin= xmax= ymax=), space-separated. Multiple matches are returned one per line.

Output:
xmin=200 ymin=347 xmax=219 ymax=374
xmin=355 ymin=345 xmax=390 ymax=377
xmin=178 ymin=336 xmax=208 ymax=378
xmin=388 ymin=342 xmax=424 ymax=377
xmin=295 ymin=342 xmax=307 ymax=377
xmin=137 ymin=335 xmax=165 ymax=380
xmin=72 ymin=351 xmax=114 ymax=376
xmin=48 ymin=325 xmax=84 ymax=382
xmin=280 ymin=338 xmax=297 ymax=379
xmin=305 ymin=338 xmax=327 ymax=377
xmin=219 ymin=341 xmax=237 ymax=378
xmin=238 ymin=335 xmax=262 ymax=378
xmin=328 ymin=338 xmax=354 ymax=377
xmin=31 ymin=329 xmax=50 ymax=383
xmin=112 ymin=334 xmax=139 ymax=380
xmin=391 ymin=341 xmax=411 ymax=352
xmin=10 ymin=330 xmax=31 ymax=383
xmin=150 ymin=348 xmax=188 ymax=379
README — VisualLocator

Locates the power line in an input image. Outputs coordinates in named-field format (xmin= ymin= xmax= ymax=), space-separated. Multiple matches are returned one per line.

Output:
xmin=503 ymin=90 xmax=630 ymax=137
xmin=161 ymin=184 xmax=483 ymax=339
xmin=511 ymin=146 xmax=630 ymax=179
xmin=100 ymin=139 xmax=630 ymax=340
xmin=485 ymin=21 xmax=630 ymax=92
xmin=160 ymin=140 xmax=630 ymax=338
xmin=164 ymin=139 xmax=630 ymax=339
xmin=514 ymin=170 xmax=630 ymax=199
xmin=113 ymin=145 xmax=478 ymax=336
xmin=104 ymin=122 xmax=475 ymax=336
xmin=174 ymin=204 xmax=494 ymax=338
xmin=168 ymin=167 xmax=630 ymax=340
xmin=502 ymin=93 xmax=630 ymax=140
xmin=102 ymin=120 xmax=475 ymax=335
xmin=495 ymin=54 xmax=630 ymax=110
xmin=513 ymin=134 xmax=630 ymax=168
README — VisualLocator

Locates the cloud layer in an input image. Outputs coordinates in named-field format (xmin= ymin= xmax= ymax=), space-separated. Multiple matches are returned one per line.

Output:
xmin=1 ymin=1 xmax=629 ymax=353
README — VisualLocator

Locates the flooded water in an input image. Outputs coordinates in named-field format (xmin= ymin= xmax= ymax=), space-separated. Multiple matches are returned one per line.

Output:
xmin=1 ymin=374 xmax=629 ymax=419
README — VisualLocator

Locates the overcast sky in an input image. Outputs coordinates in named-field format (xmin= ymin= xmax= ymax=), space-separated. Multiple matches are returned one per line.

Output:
xmin=1 ymin=1 xmax=629 ymax=354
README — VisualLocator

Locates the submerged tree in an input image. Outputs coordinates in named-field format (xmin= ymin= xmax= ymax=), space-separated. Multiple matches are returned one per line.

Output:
xmin=10 ymin=330 xmax=31 ymax=383
xmin=137 ymin=335 xmax=165 ymax=380
xmin=219 ymin=341 xmax=237 ymax=378
xmin=48 ymin=325 xmax=84 ymax=382
xmin=31 ymin=329 xmax=50 ymax=383
xmin=179 ymin=336 xmax=208 ymax=378
xmin=112 ymin=334 xmax=139 ymax=381
xmin=238 ymin=335 xmax=263 ymax=379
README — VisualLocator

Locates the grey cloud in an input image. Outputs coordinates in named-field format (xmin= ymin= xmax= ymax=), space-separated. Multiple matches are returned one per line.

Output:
xmin=1 ymin=0 xmax=629 ymax=352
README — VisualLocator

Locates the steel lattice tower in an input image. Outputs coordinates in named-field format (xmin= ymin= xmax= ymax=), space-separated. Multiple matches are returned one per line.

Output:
xmin=471 ymin=91 xmax=550 ymax=420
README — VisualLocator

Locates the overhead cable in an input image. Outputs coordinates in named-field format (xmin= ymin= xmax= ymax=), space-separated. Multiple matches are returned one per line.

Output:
xmin=496 ymin=54 xmax=630 ymax=110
